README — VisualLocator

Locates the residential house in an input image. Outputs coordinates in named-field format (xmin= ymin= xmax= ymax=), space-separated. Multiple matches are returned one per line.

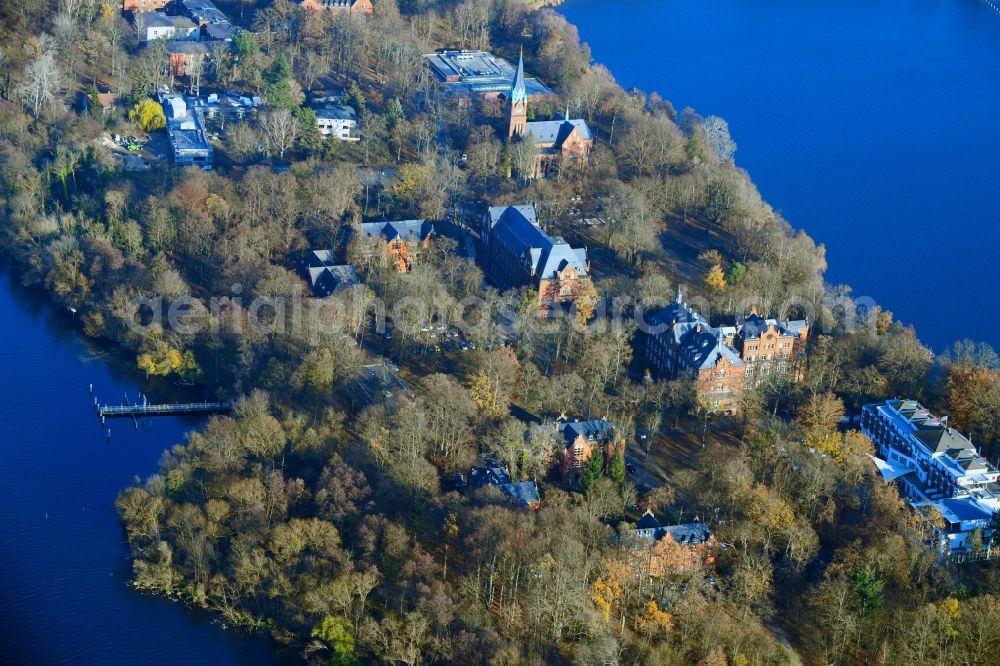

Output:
xmin=557 ymin=418 xmax=624 ymax=481
xmin=861 ymin=399 xmax=1000 ymax=555
xmin=299 ymin=0 xmax=373 ymax=14
xmin=359 ymin=219 xmax=433 ymax=272
xmin=83 ymin=91 xmax=118 ymax=116
xmin=480 ymin=204 xmax=592 ymax=308
xmin=303 ymin=251 xmax=362 ymax=297
xmin=627 ymin=511 xmax=716 ymax=576
xmin=135 ymin=12 xmax=198 ymax=43
xmin=123 ymin=0 xmax=170 ymax=13
xmin=315 ymin=105 xmax=359 ymax=141
xmin=470 ymin=460 xmax=541 ymax=509
xmin=506 ymin=53 xmax=593 ymax=177
xmin=166 ymin=40 xmax=211 ymax=77
xmin=423 ymin=50 xmax=553 ymax=101
xmin=161 ymin=94 xmax=212 ymax=167
xmin=642 ymin=289 xmax=808 ymax=413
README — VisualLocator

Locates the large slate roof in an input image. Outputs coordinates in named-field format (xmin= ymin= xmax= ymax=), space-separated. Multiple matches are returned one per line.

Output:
xmin=470 ymin=461 xmax=539 ymax=507
xmin=486 ymin=205 xmax=588 ymax=279
xmin=561 ymin=419 xmax=616 ymax=447
xmin=631 ymin=513 xmax=712 ymax=546
xmin=525 ymin=118 xmax=593 ymax=148
xmin=677 ymin=326 xmax=745 ymax=370
xmin=306 ymin=263 xmax=360 ymax=297
xmin=361 ymin=219 xmax=432 ymax=243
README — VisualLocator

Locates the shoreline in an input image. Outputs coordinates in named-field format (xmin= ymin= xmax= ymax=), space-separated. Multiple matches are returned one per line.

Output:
xmin=555 ymin=0 xmax=1000 ymax=354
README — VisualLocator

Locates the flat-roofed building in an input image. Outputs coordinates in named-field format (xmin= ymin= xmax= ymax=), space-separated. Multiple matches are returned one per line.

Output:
xmin=161 ymin=94 xmax=213 ymax=167
xmin=862 ymin=398 xmax=1000 ymax=555
xmin=423 ymin=50 xmax=553 ymax=100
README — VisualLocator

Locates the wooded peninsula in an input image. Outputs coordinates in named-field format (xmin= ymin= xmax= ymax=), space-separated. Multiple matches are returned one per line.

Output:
xmin=1 ymin=0 xmax=999 ymax=664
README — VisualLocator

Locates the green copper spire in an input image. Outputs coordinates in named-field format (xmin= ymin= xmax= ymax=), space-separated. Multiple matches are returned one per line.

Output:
xmin=511 ymin=47 xmax=526 ymax=106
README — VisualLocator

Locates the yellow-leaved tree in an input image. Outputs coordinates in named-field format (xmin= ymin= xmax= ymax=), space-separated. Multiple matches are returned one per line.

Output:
xmin=129 ymin=99 xmax=166 ymax=132
xmin=137 ymin=338 xmax=201 ymax=379
xmin=575 ymin=279 xmax=599 ymax=326
xmin=704 ymin=263 xmax=727 ymax=293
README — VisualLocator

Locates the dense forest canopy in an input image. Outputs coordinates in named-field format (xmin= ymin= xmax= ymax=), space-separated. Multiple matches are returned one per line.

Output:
xmin=2 ymin=0 xmax=1000 ymax=664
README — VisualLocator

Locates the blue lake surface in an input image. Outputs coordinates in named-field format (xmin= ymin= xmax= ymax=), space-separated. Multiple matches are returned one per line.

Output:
xmin=560 ymin=0 xmax=1000 ymax=353
xmin=0 ymin=270 xmax=274 ymax=664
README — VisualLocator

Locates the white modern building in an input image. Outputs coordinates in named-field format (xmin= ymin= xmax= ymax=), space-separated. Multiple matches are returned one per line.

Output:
xmin=862 ymin=399 xmax=999 ymax=555
xmin=135 ymin=12 xmax=198 ymax=43
xmin=160 ymin=94 xmax=213 ymax=167
xmin=315 ymin=105 xmax=359 ymax=141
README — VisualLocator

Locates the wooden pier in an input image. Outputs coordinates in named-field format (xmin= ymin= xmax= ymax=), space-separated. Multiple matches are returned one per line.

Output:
xmin=89 ymin=384 xmax=233 ymax=430
xmin=98 ymin=400 xmax=233 ymax=419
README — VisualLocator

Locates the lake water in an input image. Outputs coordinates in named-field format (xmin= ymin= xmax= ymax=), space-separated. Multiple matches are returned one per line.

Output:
xmin=0 ymin=270 xmax=274 ymax=664
xmin=560 ymin=0 xmax=1000 ymax=353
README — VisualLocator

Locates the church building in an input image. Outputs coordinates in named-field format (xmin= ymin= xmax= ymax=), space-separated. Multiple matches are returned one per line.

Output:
xmin=507 ymin=52 xmax=594 ymax=178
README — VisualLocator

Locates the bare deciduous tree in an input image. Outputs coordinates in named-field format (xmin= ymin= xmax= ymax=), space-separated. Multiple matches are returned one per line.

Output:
xmin=703 ymin=115 xmax=737 ymax=163
xmin=16 ymin=47 xmax=62 ymax=118
xmin=258 ymin=108 xmax=298 ymax=160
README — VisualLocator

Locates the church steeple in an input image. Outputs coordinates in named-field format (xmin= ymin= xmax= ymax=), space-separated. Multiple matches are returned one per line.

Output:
xmin=507 ymin=48 xmax=528 ymax=139
xmin=512 ymin=48 xmax=526 ymax=106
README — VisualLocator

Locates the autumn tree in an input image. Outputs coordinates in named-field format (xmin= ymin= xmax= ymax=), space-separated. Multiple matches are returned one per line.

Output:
xmin=129 ymin=98 xmax=166 ymax=132
xmin=468 ymin=347 xmax=521 ymax=419
xmin=946 ymin=364 xmax=998 ymax=432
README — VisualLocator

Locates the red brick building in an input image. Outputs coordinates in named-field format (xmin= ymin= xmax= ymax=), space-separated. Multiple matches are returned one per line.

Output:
xmin=480 ymin=204 xmax=592 ymax=309
xmin=642 ymin=290 xmax=808 ymax=413
xmin=733 ymin=313 xmax=808 ymax=385
xmin=359 ymin=220 xmax=433 ymax=272
xmin=123 ymin=0 xmax=170 ymax=13
xmin=300 ymin=0 xmax=373 ymax=15
xmin=629 ymin=512 xmax=716 ymax=576
xmin=557 ymin=418 xmax=624 ymax=481
xmin=506 ymin=53 xmax=593 ymax=178
xmin=166 ymin=40 xmax=211 ymax=77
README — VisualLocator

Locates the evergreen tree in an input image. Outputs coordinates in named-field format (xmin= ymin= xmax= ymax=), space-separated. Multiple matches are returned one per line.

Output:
xmin=344 ymin=81 xmax=366 ymax=115
xmin=266 ymin=52 xmax=292 ymax=84
xmin=579 ymin=446 xmax=604 ymax=495
xmin=233 ymin=30 xmax=258 ymax=57
xmin=727 ymin=261 xmax=747 ymax=285
xmin=609 ymin=448 xmax=626 ymax=490
xmin=850 ymin=565 xmax=884 ymax=617
xmin=385 ymin=97 xmax=404 ymax=129
xmin=295 ymin=107 xmax=323 ymax=156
